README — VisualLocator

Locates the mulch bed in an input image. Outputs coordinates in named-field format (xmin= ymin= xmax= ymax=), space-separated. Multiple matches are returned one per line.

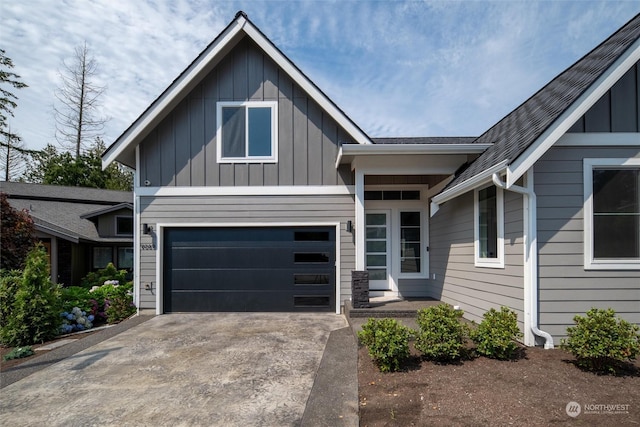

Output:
xmin=359 ymin=343 xmax=640 ymax=426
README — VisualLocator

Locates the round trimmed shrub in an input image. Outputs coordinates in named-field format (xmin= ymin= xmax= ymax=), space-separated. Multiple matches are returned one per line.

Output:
xmin=470 ymin=306 xmax=523 ymax=360
xmin=415 ymin=304 xmax=468 ymax=361
xmin=358 ymin=317 xmax=412 ymax=372
xmin=560 ymin=308 xmax=640 ymax=373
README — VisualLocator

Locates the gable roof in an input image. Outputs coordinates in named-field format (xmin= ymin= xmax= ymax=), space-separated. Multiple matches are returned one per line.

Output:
xmin=103 ymin=11 xmax=373 ymax=169
xmin=0 ymin=182 xmax=133 ymax=243
xmin=435 ymin=13 xmax=640 ymax=204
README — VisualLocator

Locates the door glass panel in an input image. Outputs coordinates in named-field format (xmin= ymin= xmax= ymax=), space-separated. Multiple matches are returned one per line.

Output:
xmin=366 ymin=213 xmax=386 ymax=225
xmin=366 ymin=213 xmax=388 ymax=282
xmin=400 ymin=211 xmax=421 ymax=273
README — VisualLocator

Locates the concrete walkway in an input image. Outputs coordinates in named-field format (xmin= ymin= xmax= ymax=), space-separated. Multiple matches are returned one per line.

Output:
xmin=0 ymin=313 xmax=358 ymax=427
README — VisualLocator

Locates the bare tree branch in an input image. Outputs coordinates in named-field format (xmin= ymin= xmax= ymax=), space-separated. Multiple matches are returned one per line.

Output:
xmin=54 ymin=42 xmax=109 ymax=158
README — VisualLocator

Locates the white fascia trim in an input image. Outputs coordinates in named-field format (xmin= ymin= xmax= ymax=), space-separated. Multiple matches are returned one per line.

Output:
xmin=135 ymin=185 xmax=355 ymax=197
xmin=155 ymin=221 xmax=343 ymax=315
xmin=33 ymin=222 xmax=80 ymax=243
xmin=507 ymin=38 xmax=640 ymax=187
xmin=242 ymin=23 xmax=372 ymax=146
xmin=102 ymin=17 xmax=247 ymax=169
xmin=134 ymin=147 xmax=141 ymax=310
xmin=431 ymin=159 xmax=509 ymax=207
xmin=556 ymin=133 xmax=640 ymax=146
xmin=583 ymin=158 xmax=640 ymax=270
xmin=337 ymin=143 xmax=492 ymax=167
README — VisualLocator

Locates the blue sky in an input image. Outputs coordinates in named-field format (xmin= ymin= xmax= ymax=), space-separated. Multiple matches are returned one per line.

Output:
xmin=3 ymin=1 xmax=639 ymax=151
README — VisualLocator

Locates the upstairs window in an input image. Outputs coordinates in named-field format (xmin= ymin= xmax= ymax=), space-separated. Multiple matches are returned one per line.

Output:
xmin=216 ymin=101 xmax=277 ymax=163
xmin=584 ymin=158 xmax=640 ymax=269
xmin=116 ymin=216 xmax=133 ymax=236
xmin=474 ymin=185 xmax=504 ymax=268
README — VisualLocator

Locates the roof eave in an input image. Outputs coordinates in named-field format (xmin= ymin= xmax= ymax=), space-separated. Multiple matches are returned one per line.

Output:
xmin=431 ymin=159 xmax=509 ymax=206
xmin=336 ymin=143 xmax=492 ymax=168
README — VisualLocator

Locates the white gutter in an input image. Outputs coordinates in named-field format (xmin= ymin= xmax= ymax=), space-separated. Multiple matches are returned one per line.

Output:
xmin=492 ymin=170 xmax=554 ymax=349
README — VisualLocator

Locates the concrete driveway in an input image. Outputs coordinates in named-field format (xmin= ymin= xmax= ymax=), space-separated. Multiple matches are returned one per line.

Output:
xmin=0 ymin=313 xmax=356 ymax=426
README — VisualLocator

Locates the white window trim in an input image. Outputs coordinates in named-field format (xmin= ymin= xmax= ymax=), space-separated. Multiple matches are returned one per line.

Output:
xmin=474 ymin=184 xmax=505 ymax=268
xmin=583 ymin=158 xmax=640 ymax=270
xmin=216 ymin=101 xmax=278 ymax=164
xmin=115 ymin=215 xmax=134 ymax=236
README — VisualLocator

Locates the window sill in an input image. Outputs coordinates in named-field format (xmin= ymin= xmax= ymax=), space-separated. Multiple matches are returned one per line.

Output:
xmin=217 ymin=158 xmax=278 ymax=164
xmin=584 ymin=261 xmax=640 ymax=270
xmin=474 ymin=259 xmax=505 ymax=269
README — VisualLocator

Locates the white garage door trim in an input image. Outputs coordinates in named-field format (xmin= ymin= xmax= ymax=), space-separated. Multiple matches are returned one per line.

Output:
xmin=155 ymin=222 xmax=342 ymax=315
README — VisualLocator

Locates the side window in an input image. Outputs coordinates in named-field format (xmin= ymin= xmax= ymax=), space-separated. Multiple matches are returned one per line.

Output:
xmin=584 ymin=158 xmax=640 ymax=269
xmin=217 ymin=101 xmax=277 ymax=163
xmin=474 ymin=185 xmax=504 ymax=268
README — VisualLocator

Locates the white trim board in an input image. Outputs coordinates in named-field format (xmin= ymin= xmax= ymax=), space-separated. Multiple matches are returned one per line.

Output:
xmin=556 ymin=133 xmax=640 ymax=146
xmin=135 ymin=185 xmax=355 ymax=197
xmin=154 ymin=221 xmax=343 ymax=315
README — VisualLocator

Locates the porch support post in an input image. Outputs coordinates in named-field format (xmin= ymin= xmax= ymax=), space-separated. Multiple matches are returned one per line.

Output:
xmin=355 ymin=169 xmax=365 ymax=270
xmin=50 ymin=236 xmax=59 ymax=284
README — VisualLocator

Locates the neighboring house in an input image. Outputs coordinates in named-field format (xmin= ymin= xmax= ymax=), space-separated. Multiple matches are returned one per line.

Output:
xmin=0 ymin=182 xmax=134 ymax=286
xmin=103 ymin=11 xmax=640 ymax=347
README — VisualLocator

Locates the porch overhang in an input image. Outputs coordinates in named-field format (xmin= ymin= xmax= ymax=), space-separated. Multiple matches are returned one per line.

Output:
xmin=336 ymin=143 xmax=493 ymax=168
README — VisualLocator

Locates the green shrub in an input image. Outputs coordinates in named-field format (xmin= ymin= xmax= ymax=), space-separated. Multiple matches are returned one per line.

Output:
xmin=470 ymin=306 xmax=523 ymax=360
xmin=0 ymin=244 xmax=62 ymax=346
xmin=3 ymin=346 xmax=34 ymax=361
xmin=60 ymin=286 xmax=92 ymax=312
xmin=91 ymin=281 xmax=136 ymax=323
xmin=358 ymin=318 xmax=412 ymax=372
xmin=80 ymin=262 xmax=127 ymax=289
xmin=415 ymin=304 xmax=468 ymax=361
xmin=560 ymin=308 xmax=640 ymax=373
xmin=0 ymin=270 xmax=22 ymax=329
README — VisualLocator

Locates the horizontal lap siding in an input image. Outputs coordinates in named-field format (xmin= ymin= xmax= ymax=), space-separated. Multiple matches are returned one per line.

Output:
xmin=137 ymin=194 xmax=355 ymax=310
xmin=534 ymin=146 xmax=640 ymax=340
xmin=430 ymin=190 xmax=525 ymax=329
xmin=138 ymin=37 xmax=354 ymax=188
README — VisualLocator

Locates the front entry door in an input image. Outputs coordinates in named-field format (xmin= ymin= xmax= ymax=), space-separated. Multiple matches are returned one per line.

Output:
xmin=366 ymin=211 xmax=391 ymax=291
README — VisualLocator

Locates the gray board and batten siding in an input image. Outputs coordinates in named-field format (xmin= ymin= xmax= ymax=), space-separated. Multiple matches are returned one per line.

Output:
xmin=429 ymin=190 xmax=526 ymax=330
xmin=568 ymin=61 xmax=640 ymax=133
xmin=534 ymin=146 xmax=640 ymax=339
xmin=136 ymin=195 xmax=356 ymax=311
xmin=138 ymin=36 xmax=354 ymax=188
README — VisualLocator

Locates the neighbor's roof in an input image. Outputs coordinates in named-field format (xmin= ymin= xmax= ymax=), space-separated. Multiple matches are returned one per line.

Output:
xmin=0 ymin=181 xmax=133 ymax=243
xmin=439 ymin=13 xmax=640 ymax=200
xmin=103 ymin=11 xmax=373 ymax=169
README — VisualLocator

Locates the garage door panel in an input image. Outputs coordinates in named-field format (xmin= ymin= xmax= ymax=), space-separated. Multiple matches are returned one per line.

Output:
xmin=170 ymin=290 xmax=333 ymax=312
xmin=163 ymin=226 xmax=336 ymax=312
xmin=169 ymin=269 xmax=334 ymax=291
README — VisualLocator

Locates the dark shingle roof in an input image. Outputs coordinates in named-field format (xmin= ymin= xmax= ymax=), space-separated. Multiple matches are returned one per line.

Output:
xmin=447 ymin=13 xmax=640 ymax=190
xmin=0 ymin=182 xmax=133 ymax=243
xmin=372 ymin=137 xmax=477 ymax=145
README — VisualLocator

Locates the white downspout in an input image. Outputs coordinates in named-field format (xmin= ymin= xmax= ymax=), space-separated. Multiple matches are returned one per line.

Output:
xmin=492 ymin=170 xmax=554 ymax=349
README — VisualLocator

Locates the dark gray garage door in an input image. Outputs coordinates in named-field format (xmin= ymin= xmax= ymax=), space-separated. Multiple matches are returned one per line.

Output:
xmin=163 ymin=227 xmax=336 ymax=312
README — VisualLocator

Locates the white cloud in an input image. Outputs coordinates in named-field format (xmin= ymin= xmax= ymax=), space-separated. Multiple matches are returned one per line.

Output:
xmin=2 ymin=0 xmax=639 ymax=151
